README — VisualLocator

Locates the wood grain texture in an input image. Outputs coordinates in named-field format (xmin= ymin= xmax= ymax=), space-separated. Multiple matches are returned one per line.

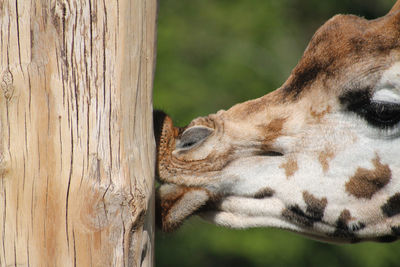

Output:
xmin=0 ymin=0 xmax=157 ymax=266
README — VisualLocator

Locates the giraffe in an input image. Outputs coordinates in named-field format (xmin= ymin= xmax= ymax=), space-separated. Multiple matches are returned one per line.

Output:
xmin=154 ymin=0 xmax=400 ymax=243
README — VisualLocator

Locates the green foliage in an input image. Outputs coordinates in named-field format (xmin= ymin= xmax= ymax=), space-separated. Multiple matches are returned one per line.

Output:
xmin=154 ymin=0 xmax=399 ymax=266
xmin=156 ymin=219 xmax=400 ymax=267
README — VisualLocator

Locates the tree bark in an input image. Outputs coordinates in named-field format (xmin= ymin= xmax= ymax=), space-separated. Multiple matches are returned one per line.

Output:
xmin=0 ymin=0 xmax=157 ymax=266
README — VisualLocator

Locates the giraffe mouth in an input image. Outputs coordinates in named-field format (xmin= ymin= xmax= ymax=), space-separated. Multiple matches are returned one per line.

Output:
xmin=155 ymin=182 xmax=219 ymax=232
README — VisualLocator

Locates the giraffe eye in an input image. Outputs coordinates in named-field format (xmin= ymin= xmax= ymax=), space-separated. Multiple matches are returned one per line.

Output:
xmin=361 ymin=101 xmax=400 ymax=128
xmin=340 ymin=90 xmax=400 ymax=128
xmin=176 ymin=126 xmax=213 ymax=150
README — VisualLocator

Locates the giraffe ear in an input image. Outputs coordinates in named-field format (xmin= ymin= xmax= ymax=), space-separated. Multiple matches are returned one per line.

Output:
xmin=388 ymin=0 xmax=400 ymax=15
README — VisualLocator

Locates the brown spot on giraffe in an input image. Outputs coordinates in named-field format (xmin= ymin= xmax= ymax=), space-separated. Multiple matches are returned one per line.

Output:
xmin=338 ymin=209 xmax=352 ymax=223
xmin=318 ymin=149 xmax=335 ymax=173
xmin=254 ymin=187 xmax=275 ymax=199
xmin=391 ymin=226 xmax=400 ymax=236
xmin=280 ymin=157 xmax=298 ymax=178
xmin=282 ymin=206 xmax=314 ymax=227
xmin=281 ymin=191 xmax=327 ymax=227
xmin=381 ymin=193 xmax=400 ymax=217
xmin=331 ymin=209 xmax=364 ymax=241
xmin=259 ymin=117 xmax=287 ymax=146
xmin=303 ymin=191 xmax=327 ymax=221
xmin=310 ymin=105 xmax=332 ymax=122
xmin=376 ymin=225 xmax=400 ymax=242
xmin=345 ymin=155 xmax=392 ymax=199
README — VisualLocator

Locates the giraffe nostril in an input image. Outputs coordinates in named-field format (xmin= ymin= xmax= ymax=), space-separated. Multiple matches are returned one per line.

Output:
xmin=175 ymin=126 xmax=214 ymax=150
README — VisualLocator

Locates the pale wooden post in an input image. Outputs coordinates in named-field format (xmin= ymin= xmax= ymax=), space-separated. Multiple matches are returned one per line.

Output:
xmin=0 ymin=0 xmax=157 ymax=266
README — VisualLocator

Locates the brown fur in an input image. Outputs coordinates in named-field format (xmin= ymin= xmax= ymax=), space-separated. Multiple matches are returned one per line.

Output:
xmin=331 ymin=209 xmax=363 ymax=241
xmin=282 ymin=12 xmax=400 ymax=100
xmin=338 ymin=209 xmax=352 ymax=223
xmin=282 ymin=206 xmax=314 ymax=227
xmin=345 ymin=156 xmax=392 ymax=199
xmin=260 ymin=118 xmax=287 ymax=144
xmin=188 ymin=116 xmax=216 ymax=129
xmin=280 ymin=157 xmax=299 ymax=178
xmin=281 ymin=192 xmax=327 ymax=227
xmin=381 ymin=193 xmax=400 ymax=217
xmin=303 ymin=191 xmax=328 ymax=221
xmin=254 ymin=187 xmax=275 ymax=199
xmin=310 ymin=105 xmax=332 ymax=122
xmin=233 ymin=97 xmax=267 ymax=120
xmin=156 ymin=185 xmax=191 ymax=231
xmin=318 ymin=149 xmax=335 ymax=173
xmin=156 ymin=113 xmax=235 ymax=185
xmin=226 ymin=90 xmax=284 ymax=121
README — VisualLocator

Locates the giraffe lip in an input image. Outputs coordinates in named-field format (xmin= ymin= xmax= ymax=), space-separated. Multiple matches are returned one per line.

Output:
xmin=156 ymin=183 xmax=215 ymax=231
xmin=195 ymin=196 xmax=223 ymax=213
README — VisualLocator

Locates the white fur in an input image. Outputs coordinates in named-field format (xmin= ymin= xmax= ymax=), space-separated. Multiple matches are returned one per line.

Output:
xmin=372 ymin=89 xmax=400 ymax=104
xmin=372 ymin=62 xmax=400 ymax=103
xmin=201 ymin=100 xmax=400 ymax=241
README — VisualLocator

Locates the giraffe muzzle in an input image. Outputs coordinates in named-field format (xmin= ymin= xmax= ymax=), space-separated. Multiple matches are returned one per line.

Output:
xmin=153 ymin=110 xmax=215 ymax=231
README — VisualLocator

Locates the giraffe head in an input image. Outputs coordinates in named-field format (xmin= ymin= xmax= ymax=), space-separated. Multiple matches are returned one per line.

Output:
xmin=155 ymin=1 xmax=400 ymax=243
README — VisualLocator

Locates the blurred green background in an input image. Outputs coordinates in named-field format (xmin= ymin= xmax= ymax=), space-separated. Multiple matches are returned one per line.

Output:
xmin=153 ymin=0 xmax=400 ymax=266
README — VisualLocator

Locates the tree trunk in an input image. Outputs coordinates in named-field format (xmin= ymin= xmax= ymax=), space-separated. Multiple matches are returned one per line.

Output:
xmin=0 ymin=0 xmax=157 ymax=266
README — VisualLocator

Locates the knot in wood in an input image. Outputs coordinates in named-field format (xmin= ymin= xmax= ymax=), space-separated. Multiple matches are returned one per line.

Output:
xmin=51 ymin=0 xmax=70 ymax=33
xmin=1 ymin=70 xmax=14 ymax=101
